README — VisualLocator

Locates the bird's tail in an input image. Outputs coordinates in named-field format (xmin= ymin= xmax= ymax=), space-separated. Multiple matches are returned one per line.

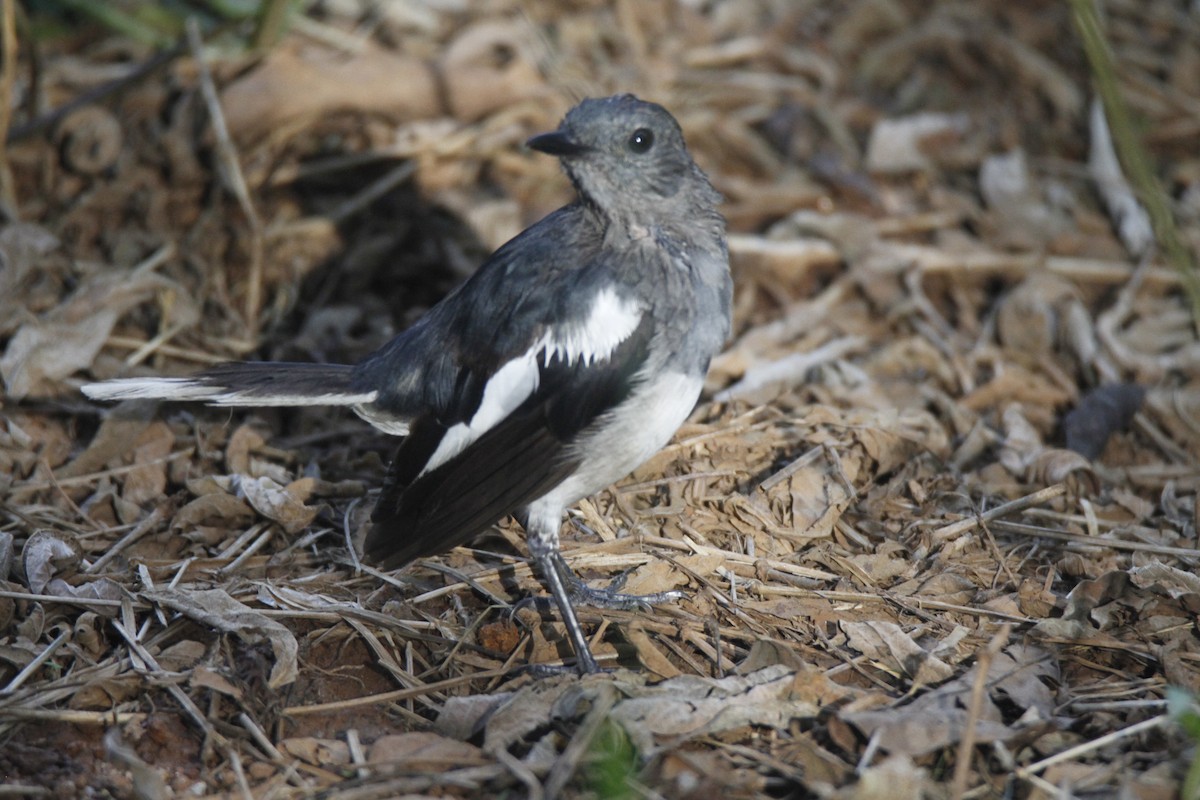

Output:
xmin=82 ymin=362 xmax=375 ymax=407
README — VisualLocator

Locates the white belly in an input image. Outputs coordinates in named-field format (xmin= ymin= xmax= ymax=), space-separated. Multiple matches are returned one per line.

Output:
xmin=529 ymin=370 xmax=703 ymax=521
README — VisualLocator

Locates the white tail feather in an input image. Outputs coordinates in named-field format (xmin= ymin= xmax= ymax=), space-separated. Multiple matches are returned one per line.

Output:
xmin=82 ymin=377 xmax=378 ymax=407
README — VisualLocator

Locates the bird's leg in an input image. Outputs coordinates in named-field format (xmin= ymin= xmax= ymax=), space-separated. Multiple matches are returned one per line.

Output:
xmin=522 ymin=514 xmax=685 ymax=674
xmin=528 ymin=535 xmax=601 ymax=674
xmin=549 ymin=551 xmax=686 ymax=610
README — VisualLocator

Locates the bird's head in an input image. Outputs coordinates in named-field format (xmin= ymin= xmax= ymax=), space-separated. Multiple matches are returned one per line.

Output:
xmin=527 ymin=94 xmax=719 ymax=225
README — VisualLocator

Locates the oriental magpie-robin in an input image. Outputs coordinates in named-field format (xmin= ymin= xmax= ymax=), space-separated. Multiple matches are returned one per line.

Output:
xmin=83 ymin=94 xmax=732 ymax=674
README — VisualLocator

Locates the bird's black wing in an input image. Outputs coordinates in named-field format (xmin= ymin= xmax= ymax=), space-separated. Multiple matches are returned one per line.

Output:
xmin=363 ymin=313 xmax=653 ymax=568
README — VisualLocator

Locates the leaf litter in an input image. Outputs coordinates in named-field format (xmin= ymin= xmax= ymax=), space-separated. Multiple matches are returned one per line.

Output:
xmin=1 ymin=1 xmax=1199 ymax=798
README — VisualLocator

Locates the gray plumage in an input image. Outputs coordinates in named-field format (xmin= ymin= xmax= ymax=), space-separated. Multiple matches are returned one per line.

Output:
xmin=83 ymin=94 xmax=732 ymax=674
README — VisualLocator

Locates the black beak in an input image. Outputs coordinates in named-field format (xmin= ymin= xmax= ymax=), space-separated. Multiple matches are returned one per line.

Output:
xmin=526 ymin=131 xmax=590 ymax=157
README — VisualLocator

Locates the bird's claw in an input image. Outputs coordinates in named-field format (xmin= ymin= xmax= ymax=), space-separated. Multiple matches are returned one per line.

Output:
xmin=565 ymin=572 xmax=686 ymax=610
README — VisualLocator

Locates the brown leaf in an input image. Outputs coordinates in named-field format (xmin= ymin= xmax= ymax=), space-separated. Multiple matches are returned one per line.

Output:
xmin=839 ymin=754 xmax=935 ymax=800
xmin=1017 ymin=578 xmax=1060 ymax=618
xmin=224 ymin=424 xmax=266 ymax=476
xmin=219 ymin=44 xmax=439 ymax=139
xmin=605 ymin=666 xmax=821 ymax=753
xmin=143 ymin=587 xmax=298 ymax=688
xmin=2 ymin=270 xmax=190 ymax=399
xmin=620 ymin=553 xmax=721 ymax=596
xmin=279 ymin=737 xmax=350 ymax=767
xmin=368 ymin=732 xmax=485 ymax=768
xmin=623 ymin=622 xmax=682 ymax=679
xmin=21 ymin=529 xmax=82 ymax=594
xmin=69 ymin=675 xmax=142 ymax=710
xmin=439 ymin=20 xmax=551 ymax=122
xmin=121 ymin=421 xmax=175 ymax=507
xmin=234 ymin=475 xmax=320 ymax=534
xmin=59 ymin=403 xmax=155 ymax=479
xmin=191 ymin=666 xmax=243 ymax=699
xmin=172 ymin=492 xmax=256 ymax=532
xmin=841 ymin=620 xmax=954 ymax=685
xmin=842 ymin=645 xmax=1057 ymax=757
xmin=155 ymin=640 xmax=206 ymax=672
xmin=435 ymin=693 xmax=513 ymax=742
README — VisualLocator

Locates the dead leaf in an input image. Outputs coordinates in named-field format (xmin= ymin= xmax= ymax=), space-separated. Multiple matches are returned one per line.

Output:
xmin=219 ymin=43 xmax=439 ymax=139
xmin=191 ymin=666 xmax=243 ymax=699
xmin=121 ymin=421 xmax=175 ymax=507
xmin=2 ymin=270 xmax=190 ymax=399
xmin=0 ymin=223 xmax=68 ymax=337
xmin=865 ymin=112 xmax=969 ymax=173
xmin=439 ymin=20 xmax=551 ymax=122
xmin=604 ymin=666 xmax=821 ymax=752
xmin=143 ymin=587 xmax=298 ymax=688
xmin=70 ymin=675 xmax=142 ymax=710
xmin=841 ymin=620 xmax=954 ymax=685
xmin=279 ymin=737 xmax=350 ymax=767
xmin=435 ymin=693 xmax=513 ymax=742
xmin=838 ymin=754 xmax=934 ymax=800
xmin=368 ymin=732 xmax=486 ymax=768
xmin=623 ymin=622 xmax=682 ymax=679
xmin=233 ymin=475 xmax=320 ymax=534
xmin=843 ymin=645 xmax=1058 ymax=756
xmin=1129 ymin=562 xmax=1200 ymax=600
xmin=224 ymin=424 xmax=266 ymax=476
xmin=620 ymin=552 xmax=722 ymax=596
xmin=1017 ymin=578 xmax=1060 ymax=618
xmin=155 ymin=639 xmax=206 ymax=672
xmin=172 ymin=492 xmax=257 ymax=533
xmin=21 ymin=530 xmax=121 ymax=611
xmin=995 ymin=273 xmax=1080 ymax=361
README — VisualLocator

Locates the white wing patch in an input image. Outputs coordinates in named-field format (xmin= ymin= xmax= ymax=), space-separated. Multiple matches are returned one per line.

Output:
xmin=420 ymin=350 xmax=542 ymax=475
xmin=541 ymin=287 xmax=642 ymax=367
xmin=419 ymin=288 xmax=643 ymax=477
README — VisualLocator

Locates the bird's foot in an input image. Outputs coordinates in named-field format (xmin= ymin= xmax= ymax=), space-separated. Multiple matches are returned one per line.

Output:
xmin=554 ymin=553 xmax=686 ymax=611
xmin=515 ymin=660 xmax=613 ymax=678
xmin=564 ymin=567 xmax=685 ymax=610
xmin=510 ymin=558 xmax=686 ymax=616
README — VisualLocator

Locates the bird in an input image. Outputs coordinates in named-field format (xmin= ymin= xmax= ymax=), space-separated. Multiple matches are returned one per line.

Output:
xmin=83 ymin=93 xmax=732 ymax=674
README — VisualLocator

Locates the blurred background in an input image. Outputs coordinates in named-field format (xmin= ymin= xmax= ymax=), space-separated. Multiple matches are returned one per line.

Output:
xmin=2 ymin=2 xmax=1199 ymax=797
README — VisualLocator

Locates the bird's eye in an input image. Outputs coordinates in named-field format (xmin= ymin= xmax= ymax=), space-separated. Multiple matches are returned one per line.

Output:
xmin=628 ymin=128 xmax=654 ymax=153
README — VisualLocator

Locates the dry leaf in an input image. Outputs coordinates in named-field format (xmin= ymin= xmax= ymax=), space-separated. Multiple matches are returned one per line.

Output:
xmin=219 ymin=44 xmax=439 ymax=139
xmin=155 ymin=640 xmax=206 ymax=672
xmin=225 ymin=424 xmax=266 ymax=476
xmin=368 ymin=732 xmax=486 ymax=768
xmin=121 ymin=421 xmax=175 ymax=507
xmin=843 ymin=645 xmax=1057 ymax=756
xmin=623 ymin=622 xmax=682 ymax=679
xmin=20 ymin=529 xmax=121 ymax=611
xmin=280 ymin=737 xmax=350 ymax=767
xmin=604 ymin=666 xmax=821 ymax=753
xmin=2 ymin=270 xmax=189 ymax=399
xmin=70 ymin=675 xmax=142 ymax=710
xmin=841 ymin=620 xmax=954 ymax=685
xmin=143 ymin=587 xmax=298 ymax=688
xmin=233 ymin=475 xmax=320 ymax=534
xmin=865 ymin=112 xmax=969 ymax=173
xmin=439 ymin=20 xmax=550 ymax=122
xmin=191 ymin=666 xmax=243 ymax=699
xmin=172 ymin=492 xmax=257 ymax=533
xmin=435 ymin=693 xmax=514 ymax=742
xmin=838 ymin=754 xmax=933 ymax=800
